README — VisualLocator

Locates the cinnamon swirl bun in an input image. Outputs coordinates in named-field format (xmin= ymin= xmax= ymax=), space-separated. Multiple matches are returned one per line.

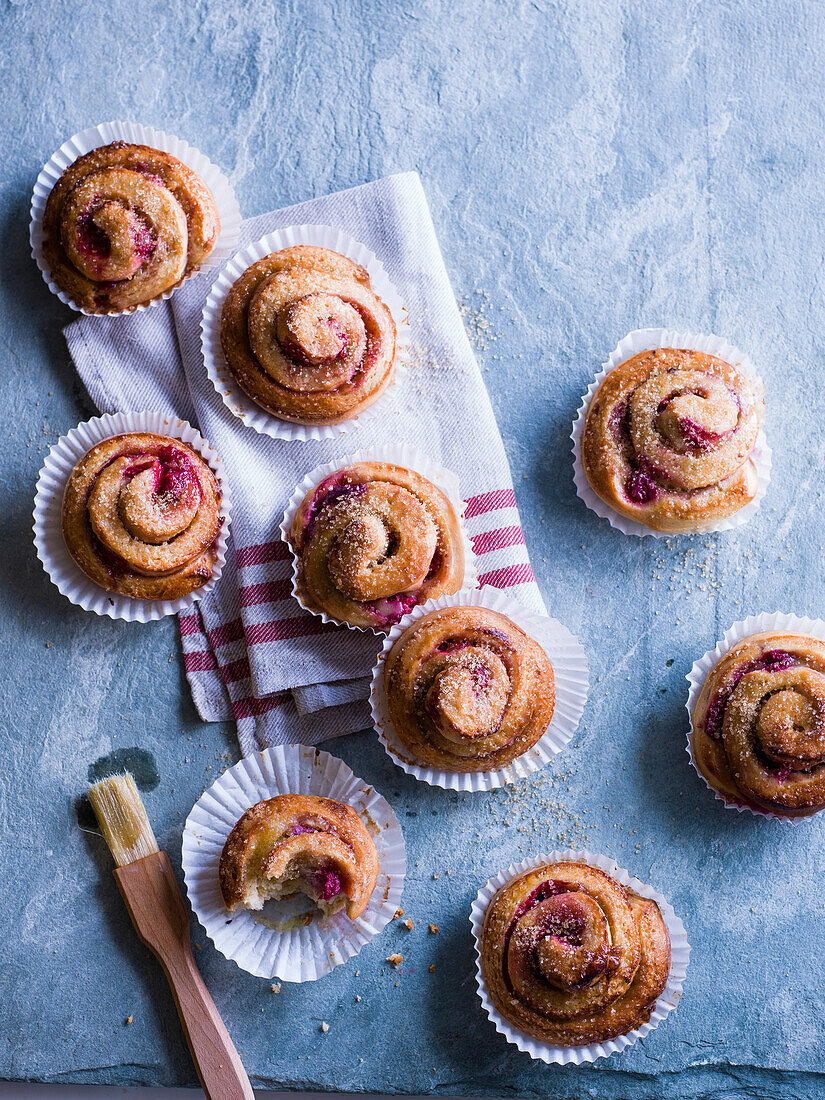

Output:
xmin=42 ymin=141 xmax=220 ymax=312
xmin=692 ymin=631 xmax=825 ymax=816
xmin=582 ymin=347 xmax=764 ymax=532
xmin=62 ymin=432 xmax=222 ymax=600
xmin=481 ymin=862 xmax=671 ymax=1046
xmin=219 ymin=795 xmax=379 ymax=920
xmin=220 ymin=246 xmax=397 ymax=424
xmin=383 ymin=605 xmax=554 ymax=771
xmin=288 ymin=461 xmax=465 ymax=630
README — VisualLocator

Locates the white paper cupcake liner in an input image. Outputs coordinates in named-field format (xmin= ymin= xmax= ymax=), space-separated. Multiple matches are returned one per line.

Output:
xmin=30 ymin=120 xmax=242 ymax=316
xmin=686 ymin=611 xmax=825 ymax=823
xmin=470 ymin=850 xmax=689 ymax=1064
xmin=181 ymin=745 xmax=406 ymax=982
xmin=571 ymin=328 xmax=772 ymax=538
xmin=370 ymin=587 xmax=589 ymax=791
xmin=33 ymin=411 xmax=232 ymax=622
xmin=200 ymin=224 xmax=411 ymax=441
xmin=279 ymin=444 xmax=479 ymax=635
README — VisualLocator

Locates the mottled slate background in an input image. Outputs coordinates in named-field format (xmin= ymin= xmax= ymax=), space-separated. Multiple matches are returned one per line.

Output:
xmin=1 ymin=1 xmax=824 ymax=1098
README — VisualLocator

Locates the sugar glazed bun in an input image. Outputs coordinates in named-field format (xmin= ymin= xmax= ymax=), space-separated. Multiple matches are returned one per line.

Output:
xmin=288 ymin=461 xmax=465 ymax=630
xmin=383 ymin=605 xmax=555 ymax=772
xmin=582 ymin=347 xmax=764 ymax=533
xmin=692 ymin=630 xmax=825 ymax=817
xmin=220 ymin=246 xmax=397 ymax=424
xmin=42 ymin=141 xmax=220 ymax=312
xmin=219 ymin=795 xmax=379 ymax=921
xmin=61 ymin=432 xmax=222 ymax=600
xmin=481 ymin=861 xmax=671 ymax=1046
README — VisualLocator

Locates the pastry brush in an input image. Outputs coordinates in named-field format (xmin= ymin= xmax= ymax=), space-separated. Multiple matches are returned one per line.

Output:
xmin=88 ymin=773 xmax=254 ymax=1100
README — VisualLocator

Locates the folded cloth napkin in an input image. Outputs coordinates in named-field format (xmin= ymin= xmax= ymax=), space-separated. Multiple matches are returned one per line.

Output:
xmin=65 ymin=172 xmax=544 ymax=756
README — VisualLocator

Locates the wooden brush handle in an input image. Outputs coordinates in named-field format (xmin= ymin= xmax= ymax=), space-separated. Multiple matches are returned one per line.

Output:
xmin=114 ymin=852 xmax=254 ymax=1100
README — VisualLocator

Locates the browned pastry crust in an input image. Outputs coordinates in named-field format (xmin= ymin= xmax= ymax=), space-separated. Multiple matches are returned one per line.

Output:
xmin=288 ymin=461 xmax=465 ymax=630
xmin=219 ymin=794 xmax=379 ymax=920
xmin=383 ymin=606 xmax=555 ymax=772
xmin=219 ymin=245 xmax=397 ymax=424
xmin=582 ymin=347 xmax=764 ymax=533
xmin=61 ymin=432 xmax=222 ymax=600
xmin=481 ymin=862 xmax=671 ymax=1046
xmin=42 ymin=141 xmax=220 ymax=312
xmin=691 ymin=631 xmax=825 ymax=816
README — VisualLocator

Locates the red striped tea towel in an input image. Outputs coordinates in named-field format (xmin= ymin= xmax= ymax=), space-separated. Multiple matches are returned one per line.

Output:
xmin=65 ymin=173 xmax=544 ymax=756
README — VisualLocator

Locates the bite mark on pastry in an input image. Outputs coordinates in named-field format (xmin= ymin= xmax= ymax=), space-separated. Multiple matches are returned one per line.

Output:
xmin=219 ymin=795 xmax=379 ymax=921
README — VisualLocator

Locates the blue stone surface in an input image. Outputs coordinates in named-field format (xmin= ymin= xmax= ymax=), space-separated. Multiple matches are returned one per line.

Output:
xmin=2 ymin=1 xmax=825 ymax=1097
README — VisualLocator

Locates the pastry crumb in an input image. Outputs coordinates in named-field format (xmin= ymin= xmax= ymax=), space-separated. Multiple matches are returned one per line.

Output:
xmin=402 ymin=918 xmax=414 ymax=930
xmin=386 ymin=954 xmax=403 ymax=968
xmin=270 ymin=983 xmax=281 ymax=993
xmin=124 ymin=1015 xmax=133 ymax=1026
xmin=394 ymin=908 xmax=405 ymax=918
xmin=428 ymin=923 xmax=439 ymax=934
xmin=354 ymin=995 xmax=361 ymax=1002
xmin=320 ymin=1021 xmax=329 ymax=1033
xmin=429 ymin=964 xmax=436 ymax=973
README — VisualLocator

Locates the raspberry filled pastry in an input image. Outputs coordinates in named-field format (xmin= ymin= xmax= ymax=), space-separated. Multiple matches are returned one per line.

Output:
xmin=383 ymin=605 xmax=554 ymax=772
xmin=481 ymin=861 xmax=671 ymax=1046
xmin=219 ymin=795 xmax=379 ymax=920
xmin=220 ymin=245 xmax=397 ymax=425
xmin=42 ymin=141 xmax=220 ymax=312
xmin=582 ymin=347 xmax=764 ymax=533
xmin=62 ymin=432 xmax=222 ymax=600
xmin=692 ymin=631 xmax=825 ymax=817
xmin=288 ymin=461 xmax=465 ymax=630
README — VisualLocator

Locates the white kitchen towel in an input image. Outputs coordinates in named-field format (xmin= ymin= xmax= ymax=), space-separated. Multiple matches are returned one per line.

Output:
xmin=65 ymin=172 xmax=545 ymax=756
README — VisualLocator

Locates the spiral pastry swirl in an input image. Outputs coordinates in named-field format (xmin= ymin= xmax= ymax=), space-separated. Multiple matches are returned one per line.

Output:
xmin=383 ymin=606 xmax=554 ymax=771
xmin=42 ymin=142 xmax=220 ymax=312
xmin=62 ymin=432 xmax=222 ymax=600
xmin=289 ymin=462 xmax=465 ymax=630
xmin=481 ymin=862 xmax=671 ymax=1046
xmin=219 ymin=795 xmax=379 ymax=920
xmin=692 ymin=631 xmax=825 ymax=815
xmin=582 ymin=347 xmax=764 ymax=532
xmin=220 ymin=246 xmax=397 ymax=424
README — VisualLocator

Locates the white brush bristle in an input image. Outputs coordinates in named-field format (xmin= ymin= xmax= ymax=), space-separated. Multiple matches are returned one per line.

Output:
xmin=87 ymin=773 xmax=159 ymax=867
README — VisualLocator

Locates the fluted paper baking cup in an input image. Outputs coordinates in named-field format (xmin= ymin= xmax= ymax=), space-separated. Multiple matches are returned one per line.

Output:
xmin=181 ymin=745 xmax=406 ymax=981
xmin=30 ymin=121 xmax=241 ymax=315
xmin=200 ymin=224 xmax=411 ymax=442
xmin=571 ymin=328 xmax=771 ymax=538
xmin=470 ymin=850 xmax=689 ymax=1064
xmin=279 ymin=444 xmax=478 ymax=635
xmin=686 ymin=611 xmax=825 ymax=823
xmin=370 ymin=587 xmax=588 ymax=791
xmin=33 ymin=411 xmax=231 ymax=622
